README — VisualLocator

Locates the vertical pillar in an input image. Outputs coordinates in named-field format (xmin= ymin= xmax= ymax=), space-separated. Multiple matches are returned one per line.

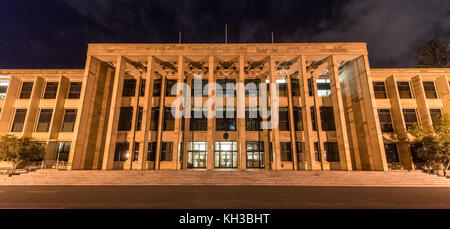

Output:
xmin=126 ymin=65 xmax=143 ymax=170
xmin=329 ymin=55 xmax=352 ymax=171
xmin=385 ymin=75 xmax=414 ymax=170
xmin=0 ymin=75 xmax=21 ymax=134
xmin=22 ymin=76 xmax=44 ymax=138
xmin=287 ymin=74 xmax=298 ymax=170
xmin=237 ymin=55 xmax=246 ymax=170
xmin=49 ymin=76 xmax=69 ymax=140
xmin=312 ymin=73 xmax=326 ymax=169
xmin=155 ymin=74 xmax=166 ymax=170
xmin=436 ymin=74 xmax=450 ymax=114
xmin=139 ymin=56 xmax=154 ymax=170
xmin=261 ymin=75 xmax=271 ymax=170
xmin=102 ymin=55 xmax=126 ymax=170
xmin=91 ymin=66 xmax=114 ymax=169
xmin=269 ymin=56 xmax=281 ymax=170
xmin=207 ymin=56 xmax=215 ymax=170
xmin=411 ymin=75 xmax=433 ymax=130
xmin=299 ymin=56 xmax=316 ymax=170
xmin=174 ymin=55 xmax=184 ymax=169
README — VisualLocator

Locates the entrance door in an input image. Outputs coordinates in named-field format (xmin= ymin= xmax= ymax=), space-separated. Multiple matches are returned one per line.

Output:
xmin=215 ymin=142 xmax=238 ymax=168
xmin=187 ymin=142 xmax=207 ymax=168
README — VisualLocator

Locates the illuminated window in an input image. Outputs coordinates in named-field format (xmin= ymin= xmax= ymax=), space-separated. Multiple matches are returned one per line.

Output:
xmin=0 ymin=80 xmax=9 ymax=99
xmin=317 ymin=78 xmax=331 ymax=97
xmin=114 ymin=142 xmax=129 ymax=161
xmin=188 ymin=142 xmax=207 ymax=168
xmin=56 ymin=142 xmax=71 ymax=161
xmin=276 ymin=79 xmax=287 ymax=97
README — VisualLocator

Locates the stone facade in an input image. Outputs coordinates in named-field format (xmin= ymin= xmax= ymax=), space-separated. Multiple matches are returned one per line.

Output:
xmin=0 ymin=43 xmax=449 ymax=171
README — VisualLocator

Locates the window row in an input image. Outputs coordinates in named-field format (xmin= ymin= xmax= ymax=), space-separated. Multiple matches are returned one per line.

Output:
xmin=113 ymin=141 xmax=341 ymax=165
xmin=16 ymin=81 xmax=82 ymax=100
xmin=10 ymin=109 xmax=78 ymax=133
xmin=373 ymin=81 xmax=438 ymax=99
xmin=121 ymin=78 xmax=333 ymax=98
xmin=117 ymin=106 xmax=337 ymax=132
xmin=377 ymin=108 xmax=442 ymax=132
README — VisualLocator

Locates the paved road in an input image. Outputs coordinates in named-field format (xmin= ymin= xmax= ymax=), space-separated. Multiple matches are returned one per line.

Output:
xmin=0 ymin=186 xmax=449 ymax=209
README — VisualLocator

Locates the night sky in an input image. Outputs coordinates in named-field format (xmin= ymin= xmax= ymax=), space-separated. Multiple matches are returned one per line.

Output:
xmin=0 ymin=0 xmax=448 ymax=69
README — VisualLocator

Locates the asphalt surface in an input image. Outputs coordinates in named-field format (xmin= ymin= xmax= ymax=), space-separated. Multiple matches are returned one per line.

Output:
xmin=0 ymin=186 xmax=449 ymax=209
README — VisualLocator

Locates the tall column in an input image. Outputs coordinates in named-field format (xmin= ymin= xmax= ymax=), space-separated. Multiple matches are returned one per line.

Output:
xmin=411 ymin=75 xmax=433 ymax=130
xmin=154 ymin=74 xmax=166 ymax=170
xmin=102 ymin=55 xmax=127 ymax=170
xmin=139 ymin=56 xmax=154 ymax=170
xmin=237 ymin=55 xmax=246 ymax=170
xmin=287 ymin=74 xmax=298 ymax=170
xmin=173 ymin=55 xmax=184 ymax=169
xmin=261 ymin=75 xmax=271 ymax=170
xmin=92 ymin=66 xmax=114 ymax=169
xmin=312 ymin=73 xmax=325 ymax=169
xmin=385 ymin=75 xmax=414 ymax=170
xmin=435 ymin=74 xmax=450 ymax=114
xmin=49 ymin=76 xmax=69 ymax=140
xmin=0 ymin=76 xmax=21 ymax=134
xmin=299 ymin=56 xmax=316 ymax=171
xmin=329 ymin=55 xmax=352 ymax=171
xmin=207 ymin=56 xmax=215 ymax=170
xmin=354 ymin=55 xmax=387 ymax=171
xmin=126 ymin=66 xmax=143 ymax=170
xmin=22 ymin=76 xmax=44 ymax=138
xmin=269 ymin=56 xmax=281 ymax=170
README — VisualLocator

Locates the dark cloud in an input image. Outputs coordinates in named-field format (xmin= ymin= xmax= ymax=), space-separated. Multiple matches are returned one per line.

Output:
xmin=0 ymin=0 xmax=447 ymax=68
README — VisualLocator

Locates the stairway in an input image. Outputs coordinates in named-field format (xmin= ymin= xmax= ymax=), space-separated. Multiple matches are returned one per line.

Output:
xmin=1 ymin=170 xmax=449 ymax=187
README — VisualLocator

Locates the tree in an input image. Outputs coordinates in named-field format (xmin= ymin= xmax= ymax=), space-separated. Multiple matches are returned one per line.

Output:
xmin=0 ymin=135 xmax=45 ymax=173
xmin=417 ymin=39 xmax=450 ymax=67
xmin=409 ymin=114 xmax=450 ymax=177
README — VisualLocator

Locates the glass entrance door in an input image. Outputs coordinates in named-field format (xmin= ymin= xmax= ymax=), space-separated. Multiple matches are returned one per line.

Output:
xmin=187 ymin=142 xmax=207 ymax=168
xmin=215 ymin=142 xmax=238 ymax=168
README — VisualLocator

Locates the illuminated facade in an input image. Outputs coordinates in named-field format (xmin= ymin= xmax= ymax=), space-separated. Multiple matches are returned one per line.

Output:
xmin=0 ymin=43 xmax=449 ymax=171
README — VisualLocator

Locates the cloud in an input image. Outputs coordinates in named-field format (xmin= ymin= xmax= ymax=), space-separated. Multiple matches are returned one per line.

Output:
xmin=308 ymin=0 xmax=450 ymax=67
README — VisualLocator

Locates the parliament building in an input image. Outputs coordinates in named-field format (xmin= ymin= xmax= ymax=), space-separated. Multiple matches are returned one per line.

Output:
xmin=0 ymin=43 xmax=449 ymax=171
